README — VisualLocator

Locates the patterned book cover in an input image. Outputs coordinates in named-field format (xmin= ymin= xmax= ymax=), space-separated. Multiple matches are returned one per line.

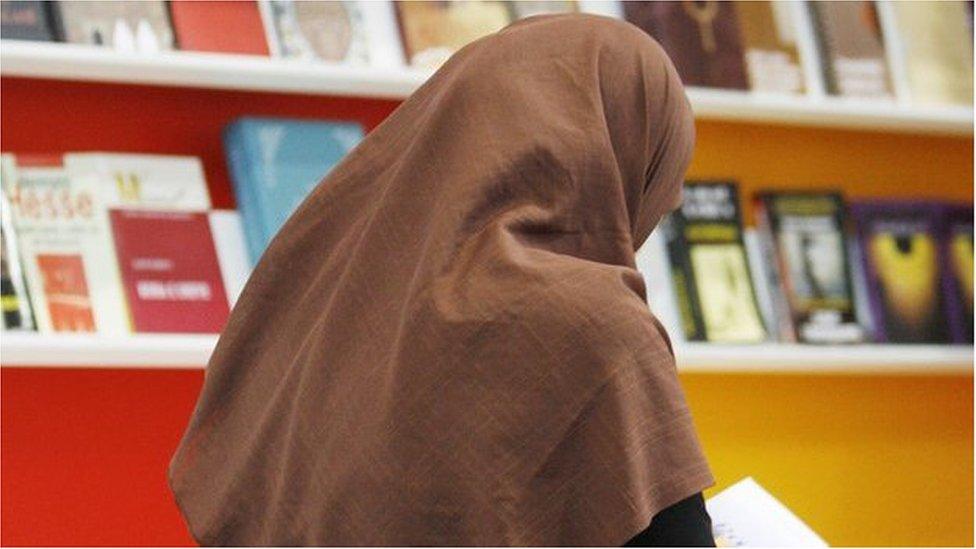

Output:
xmin=224 ymin=117 xmax=364 ymax=265
xmin=110 ymin=209 xmax=229 ymax=334
xmin=734 ymin=1 xmax=805 ymax=93
xmin=624 ymin=0 xmax=750 ymax=90
xmin=170 ymin=0 xmax=269 ymax=55
xmin=396 ymin=0 xmax=513 ymax=69
xmin=850 ymin=202 xmax=950 ymax=343
xmin=663 ymin=181 xmax=766 ymax=343
xmin=755 ymin=192 xmax=863 ymax=344
xmin=808 ymin=1 xmax=893 ymax=98
xmin=0 ymin=155 xmax=34 ymax=330
xmin=0 ymin=0 xmax=60 ymax=41
xmin=890 ymin=1 xmax=973 ymax=105
xmin=52 ymin=0 xmax=174 ymax=52
xmin=259 ymin=0 xmax=369 ymax=63
xmin=5 ymin=156 xmax=99 ymax=333
xmin=943 ymin=205 xmax=973 ymax=344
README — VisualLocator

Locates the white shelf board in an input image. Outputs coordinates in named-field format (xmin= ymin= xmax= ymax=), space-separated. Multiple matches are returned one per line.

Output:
xmin=675 ymin=342 xmax=972 ymax=375
xmin=0 ymin=332 xmax=217 ymax=369
xmin=2 ymin=40 xmax=972 ymax=136
xmin=1 ymin=332 xmax=971 ymax=374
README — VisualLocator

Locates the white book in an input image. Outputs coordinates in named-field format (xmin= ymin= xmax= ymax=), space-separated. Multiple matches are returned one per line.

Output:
xmin=635 ymin=227 xmax=685 ymax=343
xmin=6 ymin=158 xmax=101 ymax=333
xmin=707 ymin=478 xmax=828 ymax=547
xmin=208 ymin=210 xmax=251 ymax=307
xmin=63 ymin=153 xmax=212 ymax=335
xmin=259 ymin=0 xmax=373 ymax=66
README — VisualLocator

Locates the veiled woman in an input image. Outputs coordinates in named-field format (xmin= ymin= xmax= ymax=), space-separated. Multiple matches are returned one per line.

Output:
xmin=170 ymin=13 xmax=714 ymax=547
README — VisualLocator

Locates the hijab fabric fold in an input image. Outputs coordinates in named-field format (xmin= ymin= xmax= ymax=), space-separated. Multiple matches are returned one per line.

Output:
xmin=169 ymin=13 xmax=712 ymax=546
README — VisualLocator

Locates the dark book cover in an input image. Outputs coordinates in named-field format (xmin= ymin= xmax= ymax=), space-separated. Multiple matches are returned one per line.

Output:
xmin=755 ymin=191 xmax=863 ymax=344
xmin=663 ymin=181 xmax=766 ymax=342
xmin=624 ymin=0 xmax=750 ymax=90
xmin=943 ymin=205 xmax=973 ymax=344
xmin=0 ymin=0 xmax=60 ymax=41
xmin=808 ymin=1 xmax=893 ymax=98
xmin=851 ymin=202 xmax=950 ymax=343
xmin=170 ymin=0 xmax=269 ymax=55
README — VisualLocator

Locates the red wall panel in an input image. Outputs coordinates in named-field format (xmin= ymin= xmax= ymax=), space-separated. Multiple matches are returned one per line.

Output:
xmin=2 ymin=368 xmax=204 ymax=546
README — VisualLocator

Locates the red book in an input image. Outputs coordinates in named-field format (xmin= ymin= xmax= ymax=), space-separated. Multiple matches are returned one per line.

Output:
xmin=169 ymin=0 xmax=269 ymax=55
xmin=109 ymin=209 xmax=230 ymax=334
xmin=37 ymin=254 xmax=96 ymax=332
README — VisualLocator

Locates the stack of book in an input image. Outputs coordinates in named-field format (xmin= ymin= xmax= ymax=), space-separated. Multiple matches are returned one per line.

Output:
xmin=1 ymin=117 xmax=363 ymax=335
xmin=1 ymin=0 xmax=972 ymax=107
xmin=639 ymin=181 xmax=973 ymax=346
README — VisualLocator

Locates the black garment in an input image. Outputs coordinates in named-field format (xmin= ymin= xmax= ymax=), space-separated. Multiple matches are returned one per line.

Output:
xmin=623 ymin=493 xmax=714 ymax=547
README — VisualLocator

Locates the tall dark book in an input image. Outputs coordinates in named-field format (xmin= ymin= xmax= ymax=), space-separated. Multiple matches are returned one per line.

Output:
xmin=0 ymin=0 xmax=60 ymax=41
xmin=755 ymin=192 xmax=863 ymax=343
xmin=808 ymin=1 xmax=893 ymax=98
xmin=663 ymin=181 xmax=766 ymax=343
xmin=851 ymin=202 xmax=950 ymax=343
xmin=943 ymin=205 xmax=973 ymax=344
xmin=624 ymin=0 xmax=750 ymax=90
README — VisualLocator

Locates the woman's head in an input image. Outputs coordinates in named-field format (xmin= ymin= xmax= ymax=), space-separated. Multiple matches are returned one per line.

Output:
xmin=411 ymin=13 xmax=695 ymax=251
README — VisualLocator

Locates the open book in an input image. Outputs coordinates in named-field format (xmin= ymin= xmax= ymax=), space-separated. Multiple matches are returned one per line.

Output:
xmin=706 ymin=478 xmax=828 ymax=547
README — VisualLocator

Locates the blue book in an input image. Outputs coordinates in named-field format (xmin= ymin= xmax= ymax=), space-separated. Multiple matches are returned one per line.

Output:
xmin=224 ymin=117 xmax=364 ymax=265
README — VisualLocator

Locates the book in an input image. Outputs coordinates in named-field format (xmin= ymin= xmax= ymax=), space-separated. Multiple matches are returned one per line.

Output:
xmin=808 ymin=1 xmax=893 ymax=98
xmin=734 ymin=1 xmax=805 ymax=94
xmin=208 ymin=209 xmax=251 ymax=307
xmin=0 ymin=155 xmax=34 ymax=331
xmin=5 ymin=156 xmax=98 ymax=333
xmin=63 ymin=153 xmax=211 ymax=334
xmin=51 ymin=0 xmax=174 ymax=52
xmin=395 ymin=1 xmax=512 ymax=69
xmin=0 ymin=0 xmax=60 ymax=41
xmin=755 ymin=192 xmax=863 ymax=344
xmin=884 ymin=1 xmax=973 ymax=105
xmin=170 ymin=0 xmax=270 ymax=56
xmin=623 ymin=1 xmax=750 ymax=90
xmin=943 ymin=205 xmax=973 ymax=344
xmin=663 ymin=182 xmax=766 ymax=343
xmin=851 ymin=202 xmax=950 ymax=343
xmin=507 ymin=1 xmax=577 ymax=19
xmin=706 ymin=478 xmax=828 ymax=547
xmin=224 ymin=117 xmax=364 ymax=265
xmin=259 ymin=0 xmax=369 ymax=64
xmin=635 ymin=227 xmax=685 ymax=344
xmin=109 ymin=209 xmax=229 ymax=334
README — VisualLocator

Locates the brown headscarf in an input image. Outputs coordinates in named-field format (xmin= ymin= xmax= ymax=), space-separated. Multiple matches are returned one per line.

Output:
xmin=169 ymin=13 xmax=712 ymax=546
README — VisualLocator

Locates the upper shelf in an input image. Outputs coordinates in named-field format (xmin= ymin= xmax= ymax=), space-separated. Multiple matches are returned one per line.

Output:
xmin=1 ymin=332 xmax=971 ymax=374
xmin=2 ymin=40 xmax=972 ymax=136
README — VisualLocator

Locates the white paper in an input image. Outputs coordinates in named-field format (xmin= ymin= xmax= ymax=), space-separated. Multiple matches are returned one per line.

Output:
xmin=706 ymin=478 xmax=828 ymax=547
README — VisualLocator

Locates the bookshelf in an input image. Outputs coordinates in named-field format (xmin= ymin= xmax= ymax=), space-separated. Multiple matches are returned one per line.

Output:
xmin=1 ymin=332 xmax=971 ymax=374
xmin=1 ymin=40 xmax=972 ymax=136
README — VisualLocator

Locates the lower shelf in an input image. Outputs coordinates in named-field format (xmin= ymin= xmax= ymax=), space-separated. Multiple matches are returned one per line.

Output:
xmin=0 ymin=332 xmax=971 ymax=374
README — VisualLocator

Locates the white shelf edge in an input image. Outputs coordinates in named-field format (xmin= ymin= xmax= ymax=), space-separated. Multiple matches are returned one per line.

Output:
xmin=0 ymin=332 xmax=217 ymax=369
xmin=2 ymin=40 xmax=972 ymax=136
xmin=674 ymin=343 xmax=973 ymax=375
xmin=1 ymin=332 xmax=971 ymax=374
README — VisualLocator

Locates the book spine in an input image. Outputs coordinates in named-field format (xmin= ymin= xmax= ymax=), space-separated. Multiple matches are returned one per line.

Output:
xmin=662 ymin=214 xmax=706 ymax=341
xmin=754 ymin=197 xmax=796 ymax=342
xmin=0 ymin=188 xmax=35 ymax=330
xmin=223 ymin=122 xmax=264 ymax=266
